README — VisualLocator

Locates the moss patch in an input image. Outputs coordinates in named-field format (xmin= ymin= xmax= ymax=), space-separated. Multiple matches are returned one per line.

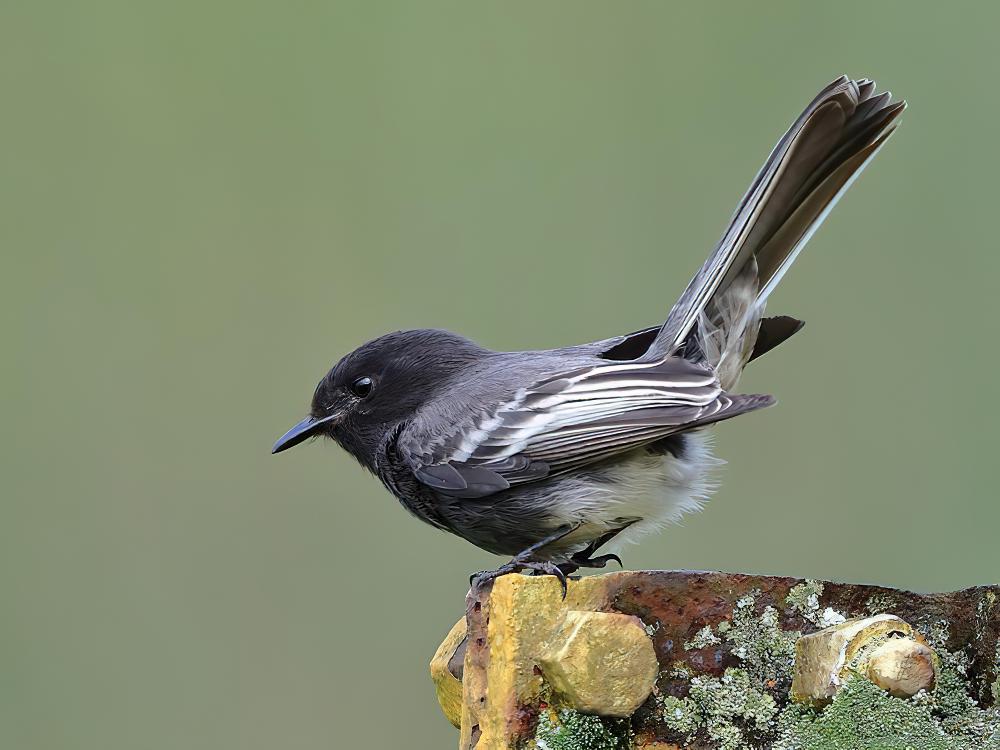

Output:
xmin=774 ymin=675 xmax=1000 ymax=750
xmin=532 ymin=708 xmax=628 ymax=750
xmin=774 ymin=676 xmax=955 ymax=750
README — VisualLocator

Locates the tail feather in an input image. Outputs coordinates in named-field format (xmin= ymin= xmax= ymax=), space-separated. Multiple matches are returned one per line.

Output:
xmin=755 ymin=125 xmax=897 ymax=303
xmin=643 ymin=76 xmax=905 ymax=364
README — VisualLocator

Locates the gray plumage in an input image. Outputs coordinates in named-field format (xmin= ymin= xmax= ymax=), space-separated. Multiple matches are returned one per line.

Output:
xmin=273 ymin=77 xmax=904 ymax=570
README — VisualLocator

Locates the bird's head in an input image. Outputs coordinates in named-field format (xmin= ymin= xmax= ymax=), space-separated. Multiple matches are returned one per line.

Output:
xmin=271 ymin=329 xmax=488 ymax=468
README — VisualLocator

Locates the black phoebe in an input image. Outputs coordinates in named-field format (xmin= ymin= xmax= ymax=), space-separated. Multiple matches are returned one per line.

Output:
xmin=273 ymin=77 xmax=904 ymax=591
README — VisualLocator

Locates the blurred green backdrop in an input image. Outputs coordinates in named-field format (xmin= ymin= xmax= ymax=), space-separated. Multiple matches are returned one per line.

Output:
xmin=3 ymin=2 xmax=998 ymax=748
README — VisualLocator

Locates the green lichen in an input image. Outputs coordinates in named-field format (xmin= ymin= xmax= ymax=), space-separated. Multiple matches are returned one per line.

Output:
xmin=910 ymin=619 xmax=975 ymax=719
xmin=658 ymin=591 xmax=798 ymax=748
xmin=706 ymin=717 xmax=745 ymax=750
xmin=930 ymin=646 xmax=1000 ymax=744
xmin=992 ymin=640 xmax=1000 ymax=703
xmin=786 ymin=580 xmax=846 ymax=628
xmin=660 ymin=694 xmax=700 ymax=737
xmin=669 ymin=661 xmax=695 ymax=680
xmin=726 ymin=591 xmax=799 ymax=686
xmin=786 ymin=580 xmax=824 ymax=622
xmin=976 ymin=592 xmax=997 ymax=638
xmin=660 ymin=668 xmax=779 ymax=747
xmin=532 ymin=708 xmax=627 ymax=750
xmin=935 ymin=649 xmax=978 ymax=719
xmin=685 ymin=624 xmax=722 ymax=651
xmin=695 ymin=669 xmax=779 ymax=745
xmin=863 ymin=591 xmax=901 ymax=617
xmin=689 ymin=669 xmax=779 ymax=728
xmin=920 ymin=619 xmax=953 ymax=650
xmin=655 ymin=591 xmax=799 ymax=747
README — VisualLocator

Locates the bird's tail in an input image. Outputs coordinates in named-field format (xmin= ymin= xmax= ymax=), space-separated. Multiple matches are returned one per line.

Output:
xmin=643 ymin=76 xmax=905 ymax=388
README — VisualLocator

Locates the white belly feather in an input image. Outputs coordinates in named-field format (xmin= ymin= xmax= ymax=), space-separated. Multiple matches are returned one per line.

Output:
xmin=548 ymin=431 xmax=723 ymax=554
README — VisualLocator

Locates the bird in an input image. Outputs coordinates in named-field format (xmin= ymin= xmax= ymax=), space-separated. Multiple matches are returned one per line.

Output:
xmin=273 ymin=76 xmax=904 ymax=593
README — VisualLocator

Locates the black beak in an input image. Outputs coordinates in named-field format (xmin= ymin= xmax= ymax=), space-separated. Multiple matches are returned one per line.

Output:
xmin=271 ymin=414 xmax=339 ymax=454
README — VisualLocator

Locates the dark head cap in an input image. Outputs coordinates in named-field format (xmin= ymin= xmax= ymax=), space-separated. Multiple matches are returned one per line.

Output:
xmin=272 ymin=329 xmax=488 ymax=466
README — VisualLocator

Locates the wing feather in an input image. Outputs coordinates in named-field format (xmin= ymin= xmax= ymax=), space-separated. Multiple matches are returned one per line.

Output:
xmin=400 ymin=356 xmax=774 ymax=499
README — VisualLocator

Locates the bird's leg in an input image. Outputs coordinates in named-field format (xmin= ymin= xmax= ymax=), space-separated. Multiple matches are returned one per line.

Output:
xmin=470 ymin=523 xmax=582 ymax=599
xmin=559 ymin=520 xmax=638 ymax=576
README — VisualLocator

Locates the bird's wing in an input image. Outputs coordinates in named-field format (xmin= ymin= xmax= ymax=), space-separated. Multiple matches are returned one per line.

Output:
xmin=397 ymin=357 xmax=773 ymax=499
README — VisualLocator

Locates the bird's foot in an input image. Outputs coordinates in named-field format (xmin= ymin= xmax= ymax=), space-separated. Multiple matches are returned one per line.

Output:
xmin=576 ymin=552 xmax=623 ymax=569
xmin=557 ymin=519 xmax=634 ymax=576
xmin=470 ymin=559 xmax=569 ymax=599
xmin=468 ymin=523 xmax=581 ymax=598
xmin=558 ymin=551 xmax=623 ymax=577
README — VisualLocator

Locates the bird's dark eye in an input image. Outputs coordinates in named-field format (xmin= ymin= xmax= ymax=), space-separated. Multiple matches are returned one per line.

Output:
xmin=350 ymin=376 xmax=374 ymax=399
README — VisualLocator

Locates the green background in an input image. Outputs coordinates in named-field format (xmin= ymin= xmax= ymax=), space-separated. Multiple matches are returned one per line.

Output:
xmin=3 ymin=2 xmax=997 ymax=748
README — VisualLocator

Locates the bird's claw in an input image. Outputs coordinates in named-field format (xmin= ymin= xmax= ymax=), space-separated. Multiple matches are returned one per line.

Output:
xmin=582 ymin=552 xmax=622 ymax=569
xmin=470 ymin=559 xmax=569 ymax=599
xmin=560 ymin=551 xmax=624 ymax=575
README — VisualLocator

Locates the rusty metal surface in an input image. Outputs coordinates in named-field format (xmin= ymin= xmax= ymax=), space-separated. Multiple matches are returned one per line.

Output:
xmin=453 ymin=570 xmax=999 ymax=749
xmin=610 ymin=572 xmax=998 ymax=745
